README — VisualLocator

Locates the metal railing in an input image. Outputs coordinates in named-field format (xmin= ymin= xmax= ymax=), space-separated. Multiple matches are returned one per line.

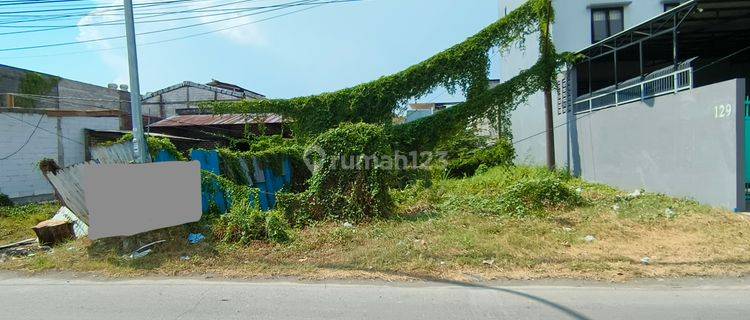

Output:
xmin=572 ymin=68 xmax=693 ymax=114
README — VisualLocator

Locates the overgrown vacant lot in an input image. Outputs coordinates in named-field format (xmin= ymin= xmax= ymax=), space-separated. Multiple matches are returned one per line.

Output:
xmin=2 ymin=166 xmax=749 ymax=281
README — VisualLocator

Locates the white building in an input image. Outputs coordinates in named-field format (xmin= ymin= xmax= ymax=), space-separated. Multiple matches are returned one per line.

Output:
xmin=0 ymin=65 xmax=131 ymax=203
xmin=0 ymin=110 xmax=119 ymax=203
xmin=500 ymin=0 xmax=687 ymax=165
xmin=405 ymin=102 xmax=456 ymax=123
xmin=499 ymin=0 xmax=750 ymax=211
xmin=141 ymin=79 xmax=265 ymax=118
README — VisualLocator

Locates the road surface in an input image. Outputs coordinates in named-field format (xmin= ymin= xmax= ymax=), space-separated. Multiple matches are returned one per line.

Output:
xmin=0 ymin=273 xmax=748 ymax=319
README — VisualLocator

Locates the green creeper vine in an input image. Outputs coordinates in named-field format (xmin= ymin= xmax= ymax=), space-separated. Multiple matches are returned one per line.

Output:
xmin=207 ymin=0 xmax=552 ymax=139
xmin=16 ymin=72 xmax=60 ymax=108
xmin=283 ymin=123 xmax=394 ymax=222
xmin=101 ymin=133 xmax=187 ymax=161
xmin=199 ymin=1 xmax=570 ymax=225
xmin=389 ymin=57 xmax=569 ymax=151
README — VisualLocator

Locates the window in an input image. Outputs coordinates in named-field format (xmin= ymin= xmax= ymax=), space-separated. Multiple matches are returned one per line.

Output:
xmin=591 ymin=8 xmax=624 ymax=43
xmin=664 ymin=3 xmax=679 ymax=11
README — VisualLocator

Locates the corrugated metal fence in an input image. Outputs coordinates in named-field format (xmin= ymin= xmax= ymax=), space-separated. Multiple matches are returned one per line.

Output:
xmin=45 ymin=143 xmax=293 ymax=223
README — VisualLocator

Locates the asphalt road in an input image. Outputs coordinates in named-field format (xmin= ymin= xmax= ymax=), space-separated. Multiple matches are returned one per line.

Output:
xmin=1 ymin=274 xmax=749 ymax=320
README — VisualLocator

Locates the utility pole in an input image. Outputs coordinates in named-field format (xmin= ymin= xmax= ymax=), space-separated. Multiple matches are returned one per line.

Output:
xmin=123 ymin=0 xmax=148 ymax=163
xmin=542 ymin=0 xmax=555 ymax=170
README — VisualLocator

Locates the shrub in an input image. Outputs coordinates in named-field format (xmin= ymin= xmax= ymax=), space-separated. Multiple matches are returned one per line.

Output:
xmin=213 ymin=197 xmax=270 ymax=244
xmin=0 ymin=193 xmax=13 ymax=207
xmin=446 ymin=140 xmax=514 ymax=177
xmin=499 ymin=177 xmax=583 ymax=217
xmin=265 ymin=211 xmax=290 ymax=243
xmin=275 ymin=192 xmax=311 ymax=227
xmin=475 ymin=164 xmax=490 ymax=175
xmin=287 ymin=123 xmax=394 ymax=222
xmin=436 ymin=127 xmax=489 ymax=160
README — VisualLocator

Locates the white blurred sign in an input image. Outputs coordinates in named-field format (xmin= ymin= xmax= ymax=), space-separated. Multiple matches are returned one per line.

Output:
xmin=83 ymin=161 xmax=201 ymax=240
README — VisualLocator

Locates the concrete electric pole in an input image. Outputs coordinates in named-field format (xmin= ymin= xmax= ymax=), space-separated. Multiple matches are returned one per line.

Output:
xmin=123 ymin=0 xmax=148 ymax=163
xmin=542 ymin=0 xmax=555 ymax=170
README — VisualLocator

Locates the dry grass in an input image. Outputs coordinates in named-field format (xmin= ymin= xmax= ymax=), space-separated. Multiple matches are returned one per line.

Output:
xmin=2 ymin=166 xmax=750 ymax=282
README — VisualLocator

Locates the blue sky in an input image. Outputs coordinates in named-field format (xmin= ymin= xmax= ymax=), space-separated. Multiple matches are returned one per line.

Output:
xmin=0 ymin=0 xmax=502 ymax=100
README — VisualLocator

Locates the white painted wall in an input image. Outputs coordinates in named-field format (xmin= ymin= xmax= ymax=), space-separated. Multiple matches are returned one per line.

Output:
xmin=499 ymin=0 xmax=681 ymax=165
xmin=0 ymin=112 xmax=118 ymax=200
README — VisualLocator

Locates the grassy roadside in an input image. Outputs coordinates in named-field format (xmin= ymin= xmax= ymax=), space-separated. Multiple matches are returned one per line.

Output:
xmin=0 ymin=203 xmax=58 ymax=244
xmin=1 ymin=166 xmax=749 ymax=281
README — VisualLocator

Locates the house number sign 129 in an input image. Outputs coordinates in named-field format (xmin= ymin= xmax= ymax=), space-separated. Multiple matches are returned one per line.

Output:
xmin=714 ymin=104 xmax=732 ymax=119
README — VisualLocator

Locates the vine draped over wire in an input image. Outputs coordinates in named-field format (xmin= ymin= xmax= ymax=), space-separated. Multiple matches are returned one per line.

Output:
xmin=208 ymin=0 xmax=561 ymax=142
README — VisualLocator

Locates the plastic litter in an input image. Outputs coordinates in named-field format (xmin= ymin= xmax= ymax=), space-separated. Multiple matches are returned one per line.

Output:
xmin=188 ymin=233 xmax=205 ymax=244
xmin=627 ymin=189 xmax=643 ymax=198
xmin=342 ymin=222 xmax=354 ymax=228
xmin=664 ymin=208 xmax=676 ymax=218
xmin=641 ymin=256 xmax=651 ymax=265
xmin=129 ymin=240 xmax=165 ymax=259
xmin=584 ymin=235 xmax=596 ymax=243
xmin=52 ymin=206 xmax=88 ymax=238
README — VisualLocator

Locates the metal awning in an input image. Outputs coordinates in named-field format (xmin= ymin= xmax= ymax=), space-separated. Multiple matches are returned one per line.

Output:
xmin=147 ymin=113 xmax=284 ymax=128
xmin=570 ymin=0 xmax=750 ymax=113
xmin=579 ymin=0 xmax=750 ymax=59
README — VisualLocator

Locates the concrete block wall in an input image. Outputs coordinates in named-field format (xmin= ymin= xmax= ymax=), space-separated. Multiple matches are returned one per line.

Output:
xmin=568 ymin=79 xmax=746 ymax=211
xmin=0 ymin=65 xmax=58 ymax=109
xmin=0 ymin=64 xmax=127 ymax=111
xmin=0 ymin=112 xmax=119 ymax=200
xmin=510 ymin=78 xmax=746 ymax=210
xmin=57 ymin=79 xmax=122 ymax=111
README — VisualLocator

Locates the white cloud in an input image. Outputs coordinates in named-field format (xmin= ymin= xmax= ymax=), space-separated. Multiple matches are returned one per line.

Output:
xmin=76 ymin=0 xmax=130 ymax=84
xmin=76 ymin=0 xmax=267 ymax=83
xmin=186 ymin=0 xmax=267 ymax=46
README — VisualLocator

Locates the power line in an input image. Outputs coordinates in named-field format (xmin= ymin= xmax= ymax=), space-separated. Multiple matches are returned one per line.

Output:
xmin=0 ymin=0 xmax=354 ymax=57
xmin=0 ymin=0 xmax=205 ymax=25
xmin=0 ymin=112 xmax=84 ymax=146
xmin=0 ymin=0 xmax=342 ymax=51
xmin=0 ymin=0 xmax=259 ymax=29
xmin=0 ymin=0 xmax=328 ymax=36
xmin=0 ymin=0 xmax=88 ymax=7
xmin=0 ymin=0 xmax=198 ymax=14
xmin=0 ymin=1 xmax=252 ymax=27
xmin=511 ymin=108 xmax=593 ymax=147
xmin=0 ymin=113 xmax=44 ymax=160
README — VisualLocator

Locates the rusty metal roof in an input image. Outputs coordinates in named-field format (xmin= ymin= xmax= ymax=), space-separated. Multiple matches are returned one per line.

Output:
xmin=147 ymin=113 xmax=283 ymax=127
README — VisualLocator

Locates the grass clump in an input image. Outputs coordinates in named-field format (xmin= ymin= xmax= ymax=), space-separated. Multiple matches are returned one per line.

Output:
xmin=499 ymin=177 xmax=583 ymax=217
xmin=212 ymin=197 xmax=289 ymax=244
xmin=445 ymin=140 xmax=515 ymax=178
xmin=0 ymin=202 xmax=57 ymax=243
xmin=265 ymin=211 xmax=291 ymax=243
